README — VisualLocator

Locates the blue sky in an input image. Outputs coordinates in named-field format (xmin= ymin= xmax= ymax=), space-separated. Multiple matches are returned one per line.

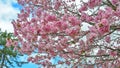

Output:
xmin=0 ymin=0 xmax=38 ymax=68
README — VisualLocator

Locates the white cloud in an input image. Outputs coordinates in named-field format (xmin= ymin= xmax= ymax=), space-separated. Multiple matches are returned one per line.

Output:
xmin=0 ymin=0 xmax=20 ymax=32
xmin=0 ymin=22 xmax=14 ymax=32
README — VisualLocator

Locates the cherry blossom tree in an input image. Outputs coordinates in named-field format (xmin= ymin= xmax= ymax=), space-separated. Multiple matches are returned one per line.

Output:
xmin=10 ymin=0 xmax=120 ymax=67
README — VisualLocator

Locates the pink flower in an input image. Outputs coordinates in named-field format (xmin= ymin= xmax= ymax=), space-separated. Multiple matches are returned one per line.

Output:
xmin=13 ymin=46 xmax=18 ymax=51
xmin=80 ymin=12 xmax=87 ymax=21
xmin=97 ymin=49 xmax=105 ymax=55
xmin=42 ymin=24 xmax=51 ymax=33
xmin=68 ymin=16 xmax=80 ymax=26
xmin=65 ymin=26 xmax=80 ymax=38
xmin=88 ymin=0 xmax=102 ymax=9
xmin=79 ymin=40 xmax=85 ymax=46
xmin=36 ymin=8 xmax=42 ymax=16
xmin=45 ymin=15 xmax=57 ymax=22
xmin=105 ymin=36 xmax=111 ymax=43
xmin=58 ymin=61 xmax=63 ymax=64
xmin=114 ymin=6 xmax=120 ymax=17
xmin=62 ymin=14 xmax=68 ymax=21
xmin=89 ymin=26 xmax=98 ymax=33
xmin=55 ymin=21 xmax=68 ymax=31
xmin=111 ymin=0 xmax=119 ymax=5
xmin=109 ymin=50 xmax=117 ymax=57
xmin=66 ymin=61 xmax=71 ymax=65
xmin=27 ymin=57 xmax=33 ymax=62
xmin=97 ymin=19 xmax=110 ymax=35
xmin=54 ymin=1 xmax=61 ymax=10
xmin=6 ymin=38 xmax=13 ymax=47
xmin=87 ymin=33 xmax=97 ymax=43
xmin=61 ymin=21 xmax=68 ymax=30
xmin=79 ymin=4 xmax=88 ymax=12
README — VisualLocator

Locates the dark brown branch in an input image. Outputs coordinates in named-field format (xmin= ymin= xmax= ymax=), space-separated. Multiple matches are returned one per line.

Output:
xmin=0 ymin=54 xmax=5 ymax=68
xmin=102 ymin=0 xmax=116 ymax=10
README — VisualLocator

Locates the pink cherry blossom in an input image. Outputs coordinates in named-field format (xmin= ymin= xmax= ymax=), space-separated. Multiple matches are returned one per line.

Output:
xmin=6 ymin=38 xmax=13 ymax=47
xmin=11 ymin=0 xmax=120 ymax=67
xmin=97 ymin=19 xmax=110 ymax=35
xmin=79 ymin=4 xmax=88 ymax=12
xmin=68 ymin=16 xmax=80 ymax=26
xmin=109 ymin=50 xmax=117 ymax=57
xmin=105 ymin=36 xmax=111 ymax=43
xmin=111 ymin=0 xmax=119 ymax=5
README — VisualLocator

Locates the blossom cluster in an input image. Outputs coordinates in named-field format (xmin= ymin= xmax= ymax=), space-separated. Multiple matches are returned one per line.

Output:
xmin=9 ymin=0 xmax=120 ymax=67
